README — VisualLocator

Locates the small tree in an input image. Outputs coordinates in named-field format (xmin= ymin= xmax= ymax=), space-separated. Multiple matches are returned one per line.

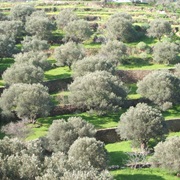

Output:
xmin=106 ymin=13 xmax=138 ymax=42
xmin=0 ymin=83 xmax=51 ymax=123
xmin=153 ymin=41 xmax=179 ymax=64
xmin=21 ymin=36 xmax=50 ymax=52
xmin=56 ymin=9 xmax=78 ymax=29
xmin=68 ymin=71 xmax=127 ymax=114
xmin=72 ymin=55 xmax=116 ymax=78
xmin=137 ymin=71 xmax=180 ymax=108
xmin=68 ymin=137 xmax=108 ymax=170
xmin=64 ymin=19 xmax=92 ymax=43
xmin=46 ymin=117 xmax=96 ymax=153
xmin=147 ymin=19 xmax=171 ymax=40
xmin=2 ymin=63 xmax=44 ymax=85
xmin=54 ymin=41 xmax=85 ymax=69
xmin=151 ymin=136 xmax=180 ymax=175
xmin=14 ymin=51 xmax=50 ymax=70
xmin=25 ymin=11 xmax=54 ymax=40
xmin=99 ymin=40 xmax=127 ymax=65
xmin=116 ymin=103 xmax=167 ymax=150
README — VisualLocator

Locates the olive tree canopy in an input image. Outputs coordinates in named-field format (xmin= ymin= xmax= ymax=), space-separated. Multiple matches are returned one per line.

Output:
xmin=68 ymin=71 xmax=127 ymax=114
xmin=0 ymin=83 xmax=51 ymax=122
xmin=116 ymin=103 xmax=167 ymax=149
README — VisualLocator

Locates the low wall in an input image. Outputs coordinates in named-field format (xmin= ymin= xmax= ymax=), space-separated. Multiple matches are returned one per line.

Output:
xmin=96 ymin=119 xmax=180 ymax=144
xmin=43 ymin=78 xmax=72 ymax=93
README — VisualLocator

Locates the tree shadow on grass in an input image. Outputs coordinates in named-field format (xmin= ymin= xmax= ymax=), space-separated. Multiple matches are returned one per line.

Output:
xmin=44 ymin=73 xmax=71 ymax=81
xmin=108 ymin=151 xmax=129 ymax=167
xmin=114 ymin=174 xmax=165 ymax=180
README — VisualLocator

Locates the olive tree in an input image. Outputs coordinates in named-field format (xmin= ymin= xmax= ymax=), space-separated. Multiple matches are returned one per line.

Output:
xmin=25 ymin=11 xmax=54 ymax=40
xmin=54 ymin=41 xmax=85 ymax=69
xmin=0 ymin=20 xmax=23 ymax=38
xmin=72 ymin=55 xmax=116 ymax=78
xmin=46 ymin=117 xmax=96 ymax=153
xmin=153 ymin=41 xmax=179 ymax=64
xmin=56 ymin=9 xmax=78 ymax=29
xmin=151 ymin=136 xmax=180 ymax=174
xmin=0 ymin=34 xmax=16 ymax=59
xmin=64 ymin=19 xmax=92 ymax=43
xmin=147 ymin=19 xmax=171 ymax=40
xmin=99 ymin=40 xmax=127 ymax=65
xmin=137 ymin=71 xmax=180 ymax=108
xmin=0 ymin=83 xmax=51 ymax=122
xmin=2 ymin=63 xmax=44 ymax=85
xmin=10 ymin=4 xmax=35 ymax=24
xmin=116 ymin=103 xmax=167 ymax=150
xmin=21 ymin=36 xmax=50 ymax=52
xmin=68 ymin=137 xmax=108 ymax=170
xmin=68 ymin=71 xmax=127 ymax=114
xmin=14 ymin=51 xmax=50 ymax=70
xmin=106 ymin=13 xmax=138 ymax=42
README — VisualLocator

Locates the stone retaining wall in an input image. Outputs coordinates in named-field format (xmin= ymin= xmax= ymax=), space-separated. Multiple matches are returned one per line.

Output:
xmin=96 ymin=119 xmax=180 ymax=144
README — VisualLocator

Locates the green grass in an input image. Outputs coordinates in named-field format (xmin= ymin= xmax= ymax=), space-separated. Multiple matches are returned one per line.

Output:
xmin=106 ymin=141 xmax=179 ymax=180
xmin=44 ymin=66 xmax=72 ymax=81
xmin=0 ymin=58 xmax=14 ymax=73
xmin=127 ymin=83 xmax=141 ymax=99
xmin=118 ymin=63 xmax=174 ymax=70
xmin=112 ymin=168 xmax=179 ymax=180
xmin=163 ymin=105 xmax=180 ymax=120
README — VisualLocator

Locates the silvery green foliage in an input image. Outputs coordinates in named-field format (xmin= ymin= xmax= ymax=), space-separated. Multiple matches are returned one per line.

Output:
xmin=0 ymin=12 xmax=7 ymax=21
xmin=68 ymin=137 xmax=108 ymax=170
xmin=0 ymin=137 xmax=44 ymax=179
xmin=64 ymin=19 xmax=92 ymax=42
xmin=46 ymin=117 xmax=96 ymax=153
xmin=2 ymin=63 xmax=44 ymax=85
xmin=56 ymin=9 xmax=78 ymax=29
xmin=151 ymin=136 xmax=180 ymax=174
xmin=0 ymin=83 xmax=51 ymax=122
xmin=10 ymin=4 xmax=35 ymax=25
xmin=99 ymin=40 xmax=127 ymax=65
xmin=14 ymin=51 xmax=50 ymax=70
xmin=137 ymin=71 xmax=180 ymax=106
xmin=175 ymin=63 xmax=180 ymax=77
xmin=116 ymin=103 xmax=167 ymax=148
xmin=69 ymin=71 xmax=127 ymax=114
xmin=54 ymin=41 xmax=85 ymax=69
xmin=1 ymin=120 xmax=31 ymax=139
xmin=72 ymin=54 xmax=116 ymax=78
xmin=25 ymin=11 xmax=54 ymax=40
xmin=147 ymin=19 xmax=171 ymax=40
xmin=62 ymin=169 xmax=113 ymax=180
xmin=21 ymin=36 xmax=50 ymax=52
xmin=152 ymin=41 xmax=179 ymax=64
xmin=106 ymin=13 xmax=137 ymax=42
xmin=0 ymin=34 xmax=16 ymax=58
xmin=0 ymin=20 xmax=23 ymax=38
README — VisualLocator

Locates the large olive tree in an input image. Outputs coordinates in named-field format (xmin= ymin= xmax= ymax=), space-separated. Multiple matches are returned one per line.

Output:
xmin=54 ymin=41 xmax=85 ymax=69
xmin=147 ymin=19 xmax=171 ymax=40
xmin=0 ymin=83 xmax=51 ymax=122
xmin=152 ymin=41 xmax=179 ymax=64
xmin=116 ymin=103 xmax=167 ymax=150
xmin=68 ymin=71 xmax=127 ymax=114
xmin=151 ymin=136 xmax=180 ymax=175
xmin=137 ymin=71 xmax=180 ymax=108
